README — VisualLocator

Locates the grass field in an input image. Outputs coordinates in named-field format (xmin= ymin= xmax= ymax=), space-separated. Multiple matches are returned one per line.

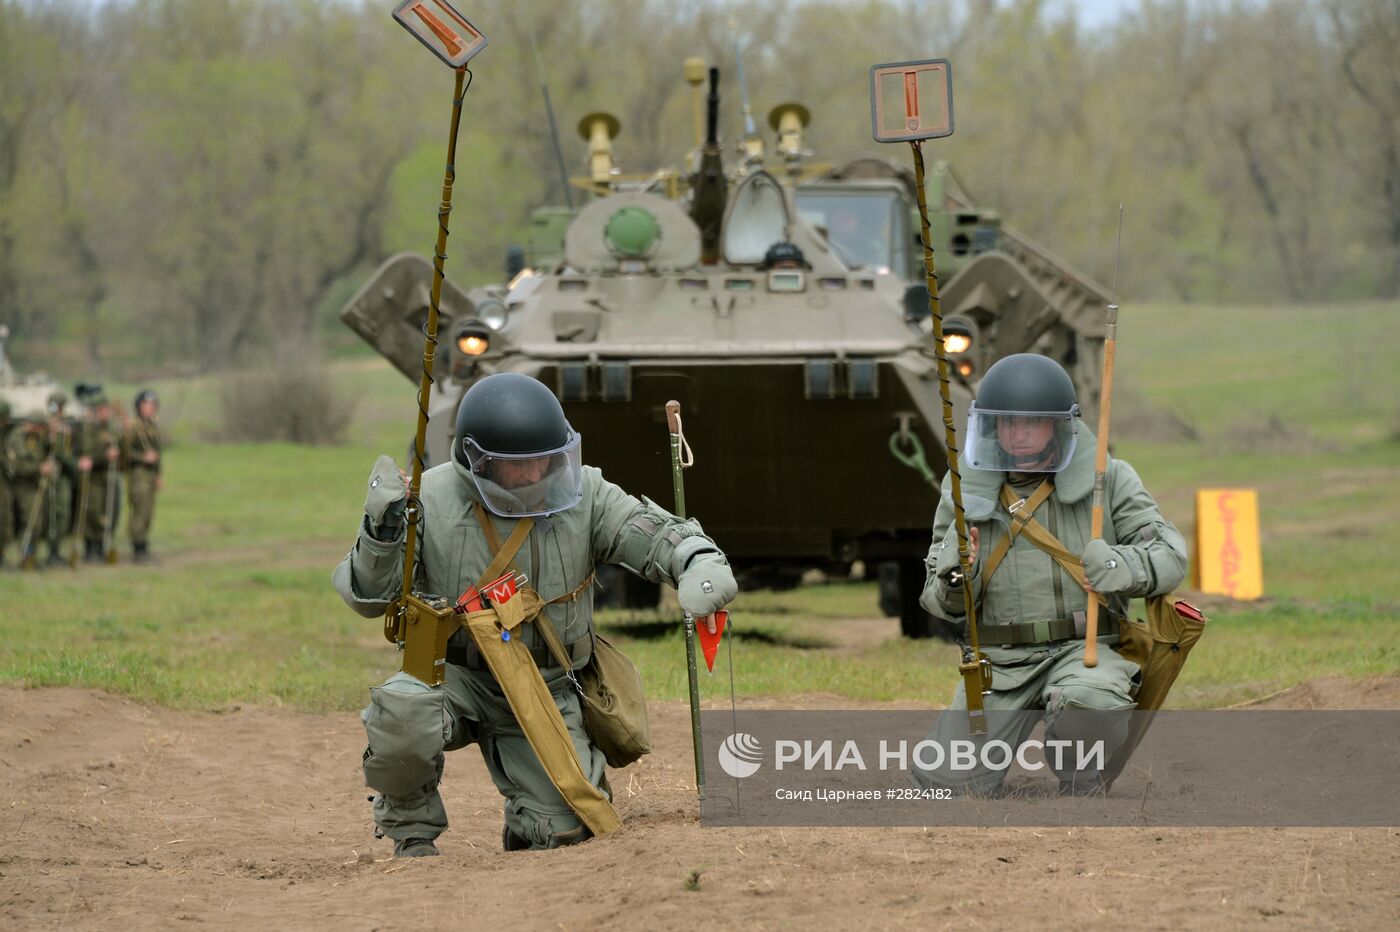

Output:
xmin=2 ymin=302 xmax=1397 ymax=712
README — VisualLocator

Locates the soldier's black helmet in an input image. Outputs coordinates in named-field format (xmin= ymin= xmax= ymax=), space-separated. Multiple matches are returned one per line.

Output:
xmin=976 ymin=353 xmax=1078 ymax=413
xmin=134 ymin=389 xmax=158 ymax=409
xmin=760 ymin=241 xmax=807 ymax=270
xmin=966 ymin=354 xmax=1080 ymax=473
xmin=454 ymin=373 xmax=573 ymax=460
xmin=454 ymin=373 xmax=584 ymax=517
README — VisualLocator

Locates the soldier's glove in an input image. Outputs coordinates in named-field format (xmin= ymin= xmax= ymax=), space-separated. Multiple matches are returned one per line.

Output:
xmin=1081 ymin=539 xmax=1134 ymax=593
xmin=363 ymin=454 xmax=408 ymax=540
xmin=673 ymin=540 xmax=737 ymax=618
xmin=934 ymin=531 xmax=978 ymax=590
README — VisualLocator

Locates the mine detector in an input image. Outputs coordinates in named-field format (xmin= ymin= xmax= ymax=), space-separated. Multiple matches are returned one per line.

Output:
xmin=342 ymin=65 xmax=1112 ymax=639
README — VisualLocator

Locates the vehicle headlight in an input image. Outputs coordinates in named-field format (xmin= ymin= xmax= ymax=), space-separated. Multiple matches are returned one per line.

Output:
xmin=456 ymin=322 xmax=491 ymax=357
xmin=942 ymin=315 xmax=977 ymax=356
xmin=944 ymin=332 xmax=973 ymax=355
xmin=475 ymin=298 xmax=508 ymax=331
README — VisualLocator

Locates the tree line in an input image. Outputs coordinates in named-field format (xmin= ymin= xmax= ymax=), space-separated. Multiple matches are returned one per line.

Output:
xmin=1 ymin=0 xmax=1396 ymax=377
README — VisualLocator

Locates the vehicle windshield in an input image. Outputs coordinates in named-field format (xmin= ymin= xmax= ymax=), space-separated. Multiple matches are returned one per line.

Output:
xmin=796 ymin=191 xmax=905 ymax=275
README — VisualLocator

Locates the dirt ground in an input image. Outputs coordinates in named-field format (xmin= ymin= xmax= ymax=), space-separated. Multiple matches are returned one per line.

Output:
xmin=2 ymin=677 xmax=1397 ymax=931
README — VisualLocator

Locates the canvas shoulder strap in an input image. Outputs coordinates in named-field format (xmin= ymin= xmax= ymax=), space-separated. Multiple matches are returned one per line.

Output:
xmin=976 ymin=479 xmax=1055 ymax=597
xmin=993 ymin=484 xmax=1110 ymax=609
xmin=473 ymin=506 xmax=535 ymax=587
xmin=473 ymin=505 xmax=596 ymax=663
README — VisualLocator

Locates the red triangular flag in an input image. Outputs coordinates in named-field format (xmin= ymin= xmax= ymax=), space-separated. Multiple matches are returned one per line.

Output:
xmin=696 ymin=610 xmax=728 ymax=672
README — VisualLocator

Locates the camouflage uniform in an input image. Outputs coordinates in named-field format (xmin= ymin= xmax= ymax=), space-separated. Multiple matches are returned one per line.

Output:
xmin=80 ymin=408 xmax=123 ymax=559
xmin=912 ymin=422 xmax=1188 ymax=795
xmin=3 ymin=419 xmax=53 ymax=564
xmin=121 ymin=401 xmax=162 ymax=561
xmin=44 ymin=412 xmax=78 ymax=565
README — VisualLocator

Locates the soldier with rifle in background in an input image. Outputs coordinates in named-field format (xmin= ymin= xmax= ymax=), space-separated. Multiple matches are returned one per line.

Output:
xmin=5 ymin=409 xmax=53 ymax=569
xmin=78 ymin=391 xmax=123 ymax=563
xmin=122 ymin=389 xmax=163 ymax=563
xmin=42 ymin=390 xmax=78 ymax=567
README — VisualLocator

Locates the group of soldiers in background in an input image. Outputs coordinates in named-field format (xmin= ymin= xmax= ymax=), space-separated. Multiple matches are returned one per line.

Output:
xmin=0 ymin=386 xmax=163 ymax=570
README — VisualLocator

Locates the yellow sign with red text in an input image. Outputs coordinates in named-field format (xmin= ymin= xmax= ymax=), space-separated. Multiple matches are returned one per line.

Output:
xmin=1193 ymin=488 xmax=1263 ymax=600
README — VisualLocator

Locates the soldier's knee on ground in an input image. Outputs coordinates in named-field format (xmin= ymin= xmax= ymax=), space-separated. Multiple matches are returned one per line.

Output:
xmin=507 ymin=802 xmax=593 ymax=851
xmin=362 ymin=672 xmax=451 ymax=797
xmin=1045 ymin=685 xmax=1132 ymax=757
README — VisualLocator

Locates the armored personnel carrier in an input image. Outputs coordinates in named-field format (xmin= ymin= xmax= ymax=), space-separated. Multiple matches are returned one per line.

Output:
xmin=342 ymin=69 xmax=1112 ymax=638
xmin=0 ymin=325 xmax=61 ymax=419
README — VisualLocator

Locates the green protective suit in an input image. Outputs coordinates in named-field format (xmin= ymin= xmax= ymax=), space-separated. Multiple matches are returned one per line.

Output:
xmin=4 ymin=421 xmax=52 ymax=559
xmin=121 ymin=416 xmax=161 ymax=546
xmin=333 ymin=456 xmax=723 ymax=849
xmin=912 ymin=421 xmax=1187 ymax=794
xmin=80 ymin=416 xmax=122 ymax=546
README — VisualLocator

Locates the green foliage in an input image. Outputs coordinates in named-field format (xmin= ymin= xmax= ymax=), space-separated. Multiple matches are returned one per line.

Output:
xmin=213 ymin=362 xmax=356 ymax=445
xmin=3 ymin=0 xmax=1400 ymax=378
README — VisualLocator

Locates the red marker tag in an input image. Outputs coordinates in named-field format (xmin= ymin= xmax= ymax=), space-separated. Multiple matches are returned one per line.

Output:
xmin=455 ymin=584 xmax=485 ymax=613
xmin=696 ymin=610 xmax=729 ymax=673
xmin=484 ymin=572 xmax=522 ymax=605
xmin=1173 ymin=600 xmax=1207 ymax=624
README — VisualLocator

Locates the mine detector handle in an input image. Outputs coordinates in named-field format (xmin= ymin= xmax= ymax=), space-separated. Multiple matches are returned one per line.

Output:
xmin=666 ymin=400 xmax=708 ymax=796
xmin=382 ymin=1 xmax=489 ymax=685
xmin=1084 ymin=205 xmax=1123 ymax=669
xmin=869 ymin=58 xmax=992 ymax=733
xmin=1082 ymin=303 xmax=1118 ymax=668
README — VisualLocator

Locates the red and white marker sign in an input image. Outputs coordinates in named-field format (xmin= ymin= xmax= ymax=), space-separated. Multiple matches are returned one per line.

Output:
xmin=869 ymin=59 xmax=954 ymax=143
xmin=392 ymin=0 xmax=488 ymax=69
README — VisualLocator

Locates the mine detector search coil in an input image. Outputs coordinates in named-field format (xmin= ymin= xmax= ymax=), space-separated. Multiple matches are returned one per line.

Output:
xmin=381 ymin=0 xmax=488 ymax=684
xmin=869 ymin=59 xmax=993 ymax=734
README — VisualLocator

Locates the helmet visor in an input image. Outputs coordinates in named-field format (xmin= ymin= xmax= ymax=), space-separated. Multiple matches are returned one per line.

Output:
xmin=965 ymin=408 xmax=1078 ymax=473
xmin=463 ymin=433 xmax=584 ymax=517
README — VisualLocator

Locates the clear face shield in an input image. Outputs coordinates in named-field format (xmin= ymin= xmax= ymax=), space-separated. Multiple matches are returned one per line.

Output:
xmin=462 ymin=433 xmax=584 ymax=518
xmin=965 ymin=407 xmax=1079 ymax=473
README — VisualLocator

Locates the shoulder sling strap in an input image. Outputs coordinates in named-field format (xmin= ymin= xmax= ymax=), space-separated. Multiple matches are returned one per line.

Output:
xmin=986 ymin=483 xmax=1109 ymax=609
xmin=977 ymin=478 xmax=1056 ymax=598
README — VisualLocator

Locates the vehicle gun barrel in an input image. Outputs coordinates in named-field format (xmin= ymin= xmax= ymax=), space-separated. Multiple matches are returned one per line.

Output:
xmin=691 ymin=67 xmax=728 ymax=263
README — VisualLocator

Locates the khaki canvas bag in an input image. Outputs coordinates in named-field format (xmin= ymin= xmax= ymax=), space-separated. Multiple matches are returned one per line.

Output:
xmin=536 ymin=618 xmax=653 ymax=769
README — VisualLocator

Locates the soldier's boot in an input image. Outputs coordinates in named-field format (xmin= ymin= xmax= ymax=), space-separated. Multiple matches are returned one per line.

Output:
xmin=502 ymin=825 xmax=532 ymax=852
xmin=84 ymin=539 xmax=102 ymax=563
xmin=133 ymin=541 xmax=151 ymax=564
xmin=393 ymin=837 xmax=439 ymax=858
xmin=46 ymin=545 xmax=66 ymax=567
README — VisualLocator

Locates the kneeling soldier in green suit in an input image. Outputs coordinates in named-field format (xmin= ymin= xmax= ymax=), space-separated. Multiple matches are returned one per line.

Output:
xmin=334 ymin=373 xmax=736 ymax=857
xmin=912 ymin=354 xmax=1187 ymax=796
